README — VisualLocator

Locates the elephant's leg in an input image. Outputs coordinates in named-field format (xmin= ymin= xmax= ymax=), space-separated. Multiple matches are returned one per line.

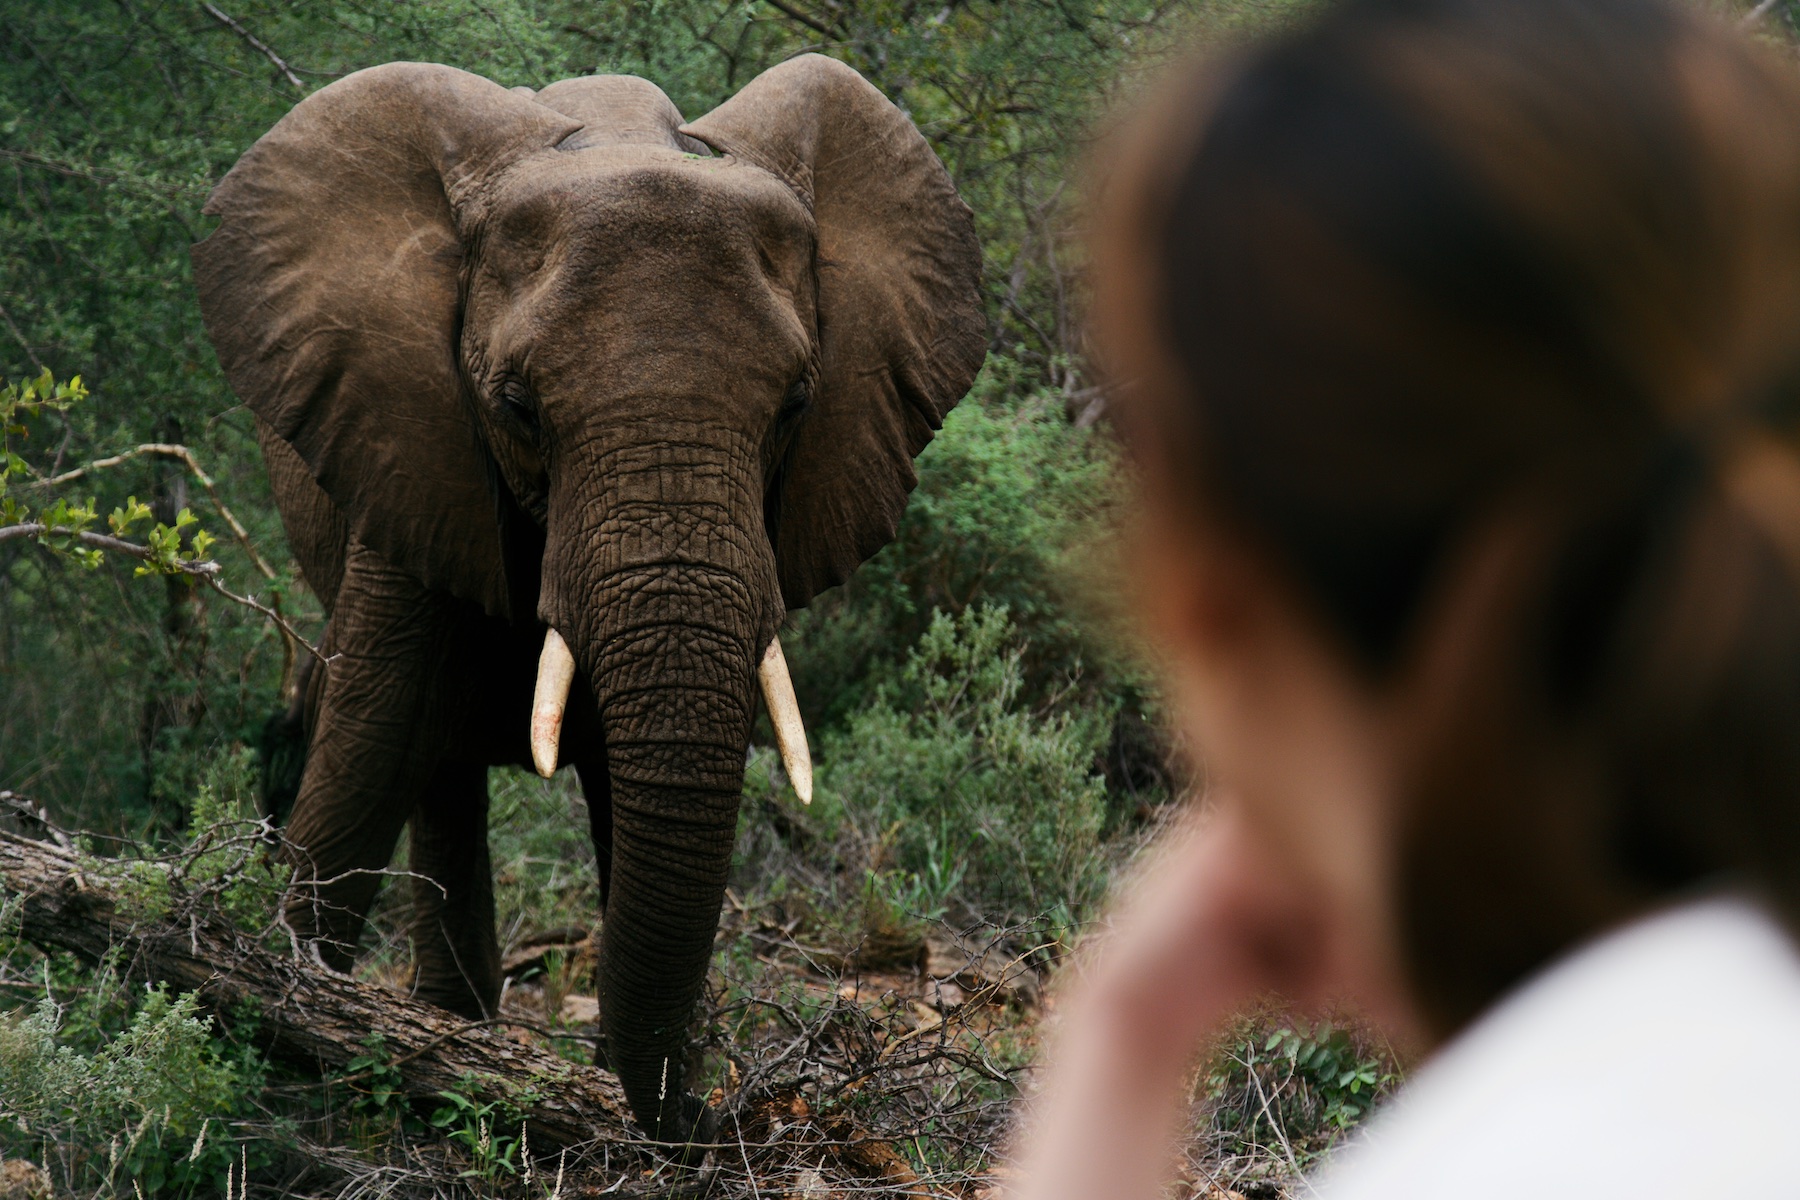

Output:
xmin=573 ymin=753 xmax=614 ymax=912
xmin=281 ymin=539 xmax=460 ymax=971
xmin=407 ymin=759 xmax=502 ymax=1018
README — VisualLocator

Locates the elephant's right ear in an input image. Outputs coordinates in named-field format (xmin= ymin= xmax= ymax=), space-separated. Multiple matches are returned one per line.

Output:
xmin=192 ymin=64 xmax=579 ymax=617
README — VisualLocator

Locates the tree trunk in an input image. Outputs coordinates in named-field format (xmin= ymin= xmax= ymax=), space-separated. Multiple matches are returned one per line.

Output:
xmin=0 ymin=830 xmax=636 ymax=1152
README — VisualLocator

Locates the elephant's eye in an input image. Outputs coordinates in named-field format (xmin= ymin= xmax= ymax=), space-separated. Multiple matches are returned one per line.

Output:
xmin=498 ymin=378 xmax=539 ymax=430
xmin=778 ymin=379 xmax=811 ymax=421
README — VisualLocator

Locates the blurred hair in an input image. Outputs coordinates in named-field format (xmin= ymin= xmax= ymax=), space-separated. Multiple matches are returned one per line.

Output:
xmin=1102 ymin=0 xmax=1800 ymax=1034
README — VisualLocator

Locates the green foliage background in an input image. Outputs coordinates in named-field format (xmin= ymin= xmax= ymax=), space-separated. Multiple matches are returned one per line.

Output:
xmin=0 ymin=0 xmax=1315 ymax=832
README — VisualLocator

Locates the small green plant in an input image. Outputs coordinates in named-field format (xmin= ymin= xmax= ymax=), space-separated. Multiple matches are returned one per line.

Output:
xmin=1262 ymin=1020 xmax=1392 ymax=1130
xmin=862 ymin=852 xmax=967 ymax=928
xmin=341 ymin=1033 xmax=411 ymax=1133
xmin=430 ymin=1075 xmax=536 ymax=1182
xmin=1201 ymin=1013 xmax=1399 ymax=1167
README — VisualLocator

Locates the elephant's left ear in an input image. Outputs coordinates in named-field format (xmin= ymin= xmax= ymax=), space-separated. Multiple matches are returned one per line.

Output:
xmin=681 ymin=55 xmax=988 ymax=608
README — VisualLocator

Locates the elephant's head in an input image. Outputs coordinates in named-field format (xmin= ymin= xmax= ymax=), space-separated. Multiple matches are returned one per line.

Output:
xmin=192 ymin=57 xmax=985 ymax=1142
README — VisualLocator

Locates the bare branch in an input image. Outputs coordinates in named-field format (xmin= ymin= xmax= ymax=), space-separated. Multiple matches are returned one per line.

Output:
xmin=199 ymin=3 xmax=305 ymax=92
xmin=762 ymin=0 xmax=837 ymax=37
xmin=199 ymin=572 xmax=328 ymax=667
xmin=1743 ymin=0 xmax=1786 ymax=24
xmin=0 ymin=299 xmax=45 ymax=373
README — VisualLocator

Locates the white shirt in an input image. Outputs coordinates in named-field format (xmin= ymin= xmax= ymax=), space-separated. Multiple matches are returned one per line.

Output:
xmin=1314 ymin=895 xmax=1800 ymax=1197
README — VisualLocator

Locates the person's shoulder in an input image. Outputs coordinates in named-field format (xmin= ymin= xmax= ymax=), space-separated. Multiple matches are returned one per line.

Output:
xmin=1313 ymin=895 xmax=1800 ymax=1199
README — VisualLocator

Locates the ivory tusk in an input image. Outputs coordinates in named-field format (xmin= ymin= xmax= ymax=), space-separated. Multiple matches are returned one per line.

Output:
xmin=758 ymin=636 xmax=813 ymax=805
xmin=531 ymin=628 xmax=576 ymax=779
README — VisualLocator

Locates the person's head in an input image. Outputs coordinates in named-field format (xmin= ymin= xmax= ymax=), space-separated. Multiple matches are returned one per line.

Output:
xmin=1099 ymin=0 xmax=1800 ymax=1038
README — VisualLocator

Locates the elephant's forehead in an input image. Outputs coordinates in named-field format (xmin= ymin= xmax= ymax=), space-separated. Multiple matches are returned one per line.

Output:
xmin=487 ymin=147 xmax=811 ymax=255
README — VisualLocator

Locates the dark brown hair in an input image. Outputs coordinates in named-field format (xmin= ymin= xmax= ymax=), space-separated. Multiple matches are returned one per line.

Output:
xmin=1106 ymin=0 xmax=1800 ymax=1034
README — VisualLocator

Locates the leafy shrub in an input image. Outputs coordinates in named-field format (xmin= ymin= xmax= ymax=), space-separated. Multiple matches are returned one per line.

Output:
xmin=814 ymin=605 xmax=1116 ymax=924
xmin=1201 ymin=1013 xmax=1400 ymax=1167
xmin=0 ymin=982 xmax=260 ymax=1195
xmin=0 ymin=764 xmax=282 ymax=1195
xmin=784 ymin=356 xmax=1131 ymax=735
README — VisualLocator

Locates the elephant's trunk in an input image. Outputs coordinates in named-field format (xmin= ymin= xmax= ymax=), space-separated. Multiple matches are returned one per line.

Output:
xmin=542 ymin=423 xmax=781 ymax=1143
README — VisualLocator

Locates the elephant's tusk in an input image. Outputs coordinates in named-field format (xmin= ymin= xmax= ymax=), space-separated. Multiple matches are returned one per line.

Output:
xmin=531 ymin=628 xmax=576 ymax=778
xmin=759 ymin=636 xmax=813 ymax=805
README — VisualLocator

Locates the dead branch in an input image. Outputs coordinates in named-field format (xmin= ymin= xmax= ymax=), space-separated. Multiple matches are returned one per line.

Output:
xmin=0 ymin=829 xmax=639 ymax=1153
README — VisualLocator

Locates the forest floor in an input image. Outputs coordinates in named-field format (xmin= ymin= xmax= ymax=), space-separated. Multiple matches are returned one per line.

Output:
xmin=311 ymin=770 xmax=1394 ymax=1199
xmin=0 ymin=765 xmax=1393 ymax=1199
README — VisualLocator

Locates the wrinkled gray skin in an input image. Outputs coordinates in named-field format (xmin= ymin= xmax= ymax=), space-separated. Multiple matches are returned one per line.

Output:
xmin=192 ymin=57 xmax=985 ymax=1145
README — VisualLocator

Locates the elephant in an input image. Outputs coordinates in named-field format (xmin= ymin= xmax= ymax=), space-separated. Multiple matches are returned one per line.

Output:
xmin=191 ymin=55 xmax=986 ymax=1145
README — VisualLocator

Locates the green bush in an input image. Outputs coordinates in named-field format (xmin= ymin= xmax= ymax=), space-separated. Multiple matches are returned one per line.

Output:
xmin=0 ymin=981 xmax=260 ymax=1195
xmin=483 ymin=767 xmax=601 ymax=948
xmin=813 ymin=605 xmax=1116 ymax=924
xmin=784 ymin=356 xmax=1132 ymax=734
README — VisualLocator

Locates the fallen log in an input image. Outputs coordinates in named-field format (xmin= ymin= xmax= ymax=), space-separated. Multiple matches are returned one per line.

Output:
xmin=0 ymin=829 xmax=636 ymax=1153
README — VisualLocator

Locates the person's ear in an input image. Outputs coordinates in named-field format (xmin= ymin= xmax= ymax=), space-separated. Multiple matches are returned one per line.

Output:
xmin=1135 ymin=507 xmax=1275 ymax=674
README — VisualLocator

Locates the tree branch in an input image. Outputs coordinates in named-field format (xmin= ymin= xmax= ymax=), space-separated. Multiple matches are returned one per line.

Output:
xmin=199 ymin=571 xmax=328 ymax=668
xmin=0 ymin=299 xmax=45 ymax=373
xmin=0 ymin=522 xmax=219 ymax=567
xmin=31 ymin=441 xmax=310 ymax=690
xmin=762 ymin=0 xmax=837 ymax=37
xmin=0 ymin=523 xmax=326 ymax=667
xmin=199 ymin=3 xmax=305 ymax=92
xmin=37 ymin=442 xmax=277 ymax=581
